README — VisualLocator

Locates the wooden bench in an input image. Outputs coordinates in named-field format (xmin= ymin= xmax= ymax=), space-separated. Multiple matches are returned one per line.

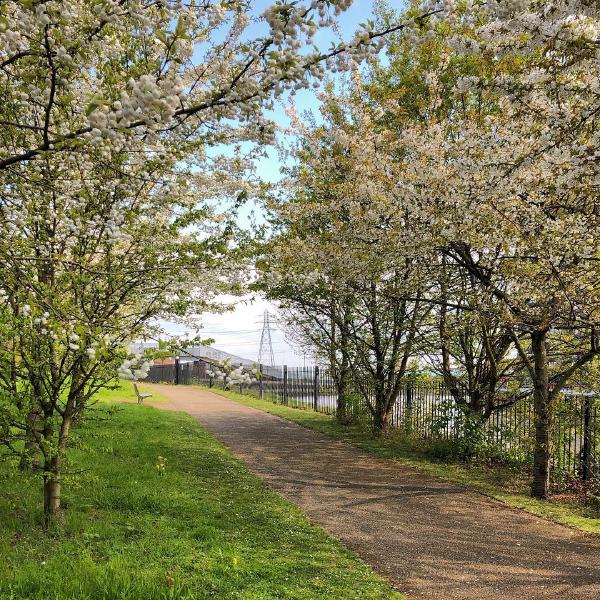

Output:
xmin=133 ymin=383 xmax=152 ymax=405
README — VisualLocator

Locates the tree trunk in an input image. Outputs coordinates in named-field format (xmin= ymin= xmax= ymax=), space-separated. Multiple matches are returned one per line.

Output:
xmin=336 ymin=358 xmax=352 ymax=425
xmin=531 ymin=329 xmax=552 ymax=499
xmin=19 ymin=409 xmax=41 ymax=471
xmin=468 ymin=390 xmax=484 ymax=420
xmin=373 ymin=391 xmax=390 ymax=433
xmin=334 ymin=304 xmax=353 ymax=425
xmin=373 ymin=408 xmax=390 ymax=432
xmin=42 ymin=413 xmax=72 ymax=524
xmin=336 ymin=373 xmax=348 ymax=424
xmin=43 ymin=456 xmax=62 ymax=524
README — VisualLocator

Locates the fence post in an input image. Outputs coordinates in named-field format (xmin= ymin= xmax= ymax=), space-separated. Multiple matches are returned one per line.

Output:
xmin=405 ymin=379 xmax=414 ymax=433
xmin=259 ymin=364 xmax=264 ymax=400
xmin=283 ymin=365 xmax=288 ymax=405
xmin=313 ymin=366 xmax=319 ymax=412
xmin=582 ymin=395 xmax=593 ymax=481
xmin=209 ymin=376 xmax=213 ymax=388
xmin=174 ymin=357 xmax=180 ymax=385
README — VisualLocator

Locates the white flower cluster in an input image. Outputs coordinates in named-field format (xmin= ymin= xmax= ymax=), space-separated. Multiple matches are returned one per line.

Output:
xmin=263 ymin=1 xmax=353 ymax=46
xmin=207 ymin=364 xmax=257 ymax=387
xmin=227 ymin=366 xmax=257 ymax=386
xmin=118 ymin=357 xmax=151 ymax=381
xmin=1 ymin=0 xmax=395 ymax=173
xmin=85 ymin=74 xmax=184 ymax=145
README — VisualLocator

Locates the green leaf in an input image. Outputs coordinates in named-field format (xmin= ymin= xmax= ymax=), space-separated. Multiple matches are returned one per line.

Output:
xmin=85 ymin=102 xmax=99 ymax=116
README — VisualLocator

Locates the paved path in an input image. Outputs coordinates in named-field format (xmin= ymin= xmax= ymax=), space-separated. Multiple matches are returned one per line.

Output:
xmin=148 ymin=385 xmax=600 ymax=599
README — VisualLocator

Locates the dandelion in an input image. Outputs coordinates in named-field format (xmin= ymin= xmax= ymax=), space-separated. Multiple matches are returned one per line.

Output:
xmin=156 ymin=456 xmax=167 ymax=477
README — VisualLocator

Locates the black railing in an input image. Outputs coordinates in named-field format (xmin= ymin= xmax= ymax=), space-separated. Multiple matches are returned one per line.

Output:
xmin=146 ymin=360 xmax=599 ymax=482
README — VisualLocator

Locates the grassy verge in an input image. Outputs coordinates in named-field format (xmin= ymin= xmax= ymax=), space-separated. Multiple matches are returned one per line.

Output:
xmin=96 ymin=378 xmax=168 ymax=404
xmin=0 ymin=389 xmax=402 ymax=599
xmin=199 ymin=386 xmax=600 ymax=535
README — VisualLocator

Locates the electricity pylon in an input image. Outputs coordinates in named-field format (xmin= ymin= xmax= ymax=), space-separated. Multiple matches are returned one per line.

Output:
xmin=258 ymin=310 xmax=276 ymax=367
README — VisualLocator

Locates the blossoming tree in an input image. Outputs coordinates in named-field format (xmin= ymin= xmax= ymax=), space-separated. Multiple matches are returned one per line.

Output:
xmin=262 ymin=91 xmax=432 ymax=432
xmin=399 ymin=0 xmax=600 ymax=497
xmin=0 ymin=0 xmax=424 ymax=521
xmin=0 ymin=142 xmax=240 ymax=520
xmin=266 ymin=0 xmax=600 ymax=496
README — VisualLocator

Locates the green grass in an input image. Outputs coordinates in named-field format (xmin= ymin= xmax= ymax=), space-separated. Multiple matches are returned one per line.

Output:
xmin=199 ymin=386 xmax=600 ymax=536
xmin=93 ymin=379 xmax=168 ymax=404
xmin=0 ymin=389 xmax=402 ymax=599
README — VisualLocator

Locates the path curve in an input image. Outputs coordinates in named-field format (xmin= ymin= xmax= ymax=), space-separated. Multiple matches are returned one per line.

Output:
xmin=148 ymin=384 xmax=600 ymax=600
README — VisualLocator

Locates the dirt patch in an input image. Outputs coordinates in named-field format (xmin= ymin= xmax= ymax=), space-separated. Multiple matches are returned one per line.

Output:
xmin=149 ymin=384 xmax=600 ymax=600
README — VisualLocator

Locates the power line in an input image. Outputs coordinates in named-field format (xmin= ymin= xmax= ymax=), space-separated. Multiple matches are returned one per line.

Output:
xmin=198 ymin=329 xmax=262 ymax=335
xmin=203 ymin=329 xmax=261 ymax=339
xmin=222 ymin=341 xmax=288 ymax=347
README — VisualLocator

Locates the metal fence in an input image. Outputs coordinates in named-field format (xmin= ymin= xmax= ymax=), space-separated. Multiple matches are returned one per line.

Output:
xmin=146 ymin=360 xmax=599 ymax=482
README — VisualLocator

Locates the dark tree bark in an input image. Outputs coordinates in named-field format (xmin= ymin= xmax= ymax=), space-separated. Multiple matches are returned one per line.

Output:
xmin=330 ymin=301 xmax=354 ymax=424
xmin=530 ymin=329 xmax=552 ymax=499
xmin=335 ymin=357 xmax=352 ymax=424
xmin=43 ymin=456 xmax=62 ymax=522
xmin=42 ymin=412 xmax=73 ymax=524
xmin=19 ymin=409 xmax=42 ymax=471
xmin=373 ymin=394 xmax=391 ymax=432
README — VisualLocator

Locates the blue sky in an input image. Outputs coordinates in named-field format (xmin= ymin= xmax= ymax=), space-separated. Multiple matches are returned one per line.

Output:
xmin=253 ymin=0 xmax=396 ymax=183
xmin=173 ymin=1 xmax=407 ymax=366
